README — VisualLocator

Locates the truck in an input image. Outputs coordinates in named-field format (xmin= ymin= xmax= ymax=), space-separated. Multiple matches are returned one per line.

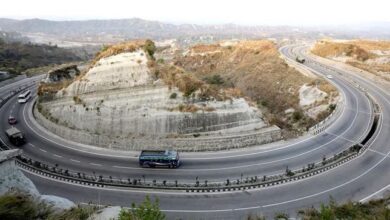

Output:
xmin=5 ymin=127 xmax=26 ymax=146
xmin=139 ymin=150 xmax=181 ymax=168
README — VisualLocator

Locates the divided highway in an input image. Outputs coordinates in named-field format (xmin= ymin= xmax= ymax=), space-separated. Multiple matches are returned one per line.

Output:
xmin=0 ymin=45 xmax=389 ymax=219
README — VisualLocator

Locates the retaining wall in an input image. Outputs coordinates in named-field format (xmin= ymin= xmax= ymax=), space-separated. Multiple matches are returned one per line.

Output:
xmin=33 ymin=104 xmax=281 ymax=151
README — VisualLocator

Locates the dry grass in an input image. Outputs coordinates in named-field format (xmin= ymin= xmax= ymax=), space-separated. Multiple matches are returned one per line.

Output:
xmin=351 ymin=40 xmax=390 ymax=50
xmin=175 ymin=40 xmax=307 ymax=112
xmin=174 ymin=40 xmax=334 ymax=130
xmin=38 ymin=80 xmax=73 ymax=96
xmin=93 ymin=39 xmax=154 ymax=65
xmin=312 ymin=40 xmax=376 ymax=61
xmin=155 ymin=64 xmax=206 ymax=97
xmin=313 ymin=40 xmax=390 ymax=81
xmin=190 ymin=44 xmax=221 ymax=53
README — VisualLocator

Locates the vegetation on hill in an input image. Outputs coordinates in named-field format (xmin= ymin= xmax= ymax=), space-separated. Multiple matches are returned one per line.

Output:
xmin=0 ymin=191 xmax=98 ymax=220
xmin=0 ymin=37 xmax=84 ymax=75
xmin=311 ymin=40 xmax=375 ymax=61
xmin=118 ymin=196 xmax=165 ymax=220
xmin=174 ymin=40 xmax=337 ymax=132
xmin=250 ymin=196 xmax=390 ymax=220
xmin=312 ymin=40 xmax=390 ymax=81
xmin=296 ymin=197 xmax=390 ymax=220
xmin=1 ymin=190 xmax=388 ymax=220
xmin=93 ymin=39 xmax=156 ymax=65
xmin=38 ymin=39 xmax=338 ymax=133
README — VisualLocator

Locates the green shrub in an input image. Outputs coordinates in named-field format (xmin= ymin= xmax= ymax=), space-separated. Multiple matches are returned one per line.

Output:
xmin=143 ymin=40 xmax=156 ymax=59
xmin=118 ymin=196 xmax=165 ymax=220
xmin=73 ymin=96 xmax=83 ymax=104
xmin=169 ymin=93 xmax=177 ymax=99
xmin=203 ymin=74 xmax=224 ymax=85
xmin=292 ymin=111 xmax=303 ymax=121
xmin=328 ymin=104 xmax=336 ymax=112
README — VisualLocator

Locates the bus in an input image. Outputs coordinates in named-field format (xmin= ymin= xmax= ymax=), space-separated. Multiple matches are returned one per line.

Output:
xmin=18 ymin=90 xmax=31 ymax=103
xmin=139 ymin=150 xmax=181 ymax=168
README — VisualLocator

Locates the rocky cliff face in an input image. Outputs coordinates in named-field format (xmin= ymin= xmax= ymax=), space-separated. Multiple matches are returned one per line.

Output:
xmin=0 ymin=150 xmax=75 ymax=210
xmin=58 ymin=50 xmax=153 ymax=97
xmin=38 ymin=40 xmax=269 ymax=147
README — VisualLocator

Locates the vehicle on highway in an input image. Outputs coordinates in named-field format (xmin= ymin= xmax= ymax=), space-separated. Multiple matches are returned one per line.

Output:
xmin=296 ymin=56 xmax=305 ymax=63
xmin=18 ymin=90 xmax=31 ymax=103
xmin=8 ymin=116 xmax=17 ymax=125
xmin=5 ymin=127 xmax=26 ymax=146
xmin=139 ymin=150 xmax=181 ymax=168
xmin=326 ymin=75 xmax=334 ymax=79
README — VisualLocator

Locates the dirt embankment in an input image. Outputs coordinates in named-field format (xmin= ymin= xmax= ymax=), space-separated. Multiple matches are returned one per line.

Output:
xmin=173 ymin=40 xmax=338 ymax=133
xmin=312 ymin=40 xmax=390 ymax=81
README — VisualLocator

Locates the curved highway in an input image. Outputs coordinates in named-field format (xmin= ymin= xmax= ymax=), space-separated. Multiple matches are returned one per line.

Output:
xmin=0 ymin=45 xmax=389 ymax=219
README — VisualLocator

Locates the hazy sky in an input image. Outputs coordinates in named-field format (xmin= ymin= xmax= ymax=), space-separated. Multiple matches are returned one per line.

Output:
xmin=1 ymin=0 xmax=389 ymax=26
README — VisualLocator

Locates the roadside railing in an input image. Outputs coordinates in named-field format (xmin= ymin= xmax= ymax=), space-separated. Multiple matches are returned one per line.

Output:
xmin=0 ymin=78 xmax=382 ymax=193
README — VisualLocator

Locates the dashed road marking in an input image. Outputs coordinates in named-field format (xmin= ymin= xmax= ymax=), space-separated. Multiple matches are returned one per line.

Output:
xmin=326 ymin=132 xmax=355 ymax=143
xmin=53 ymin=154 xmax=63 ymax=158
xmin=70 ymin=159 xmax=81 ymax=163
xmin=90 ymin=163 xmax=102 ymax=166
xmin=39 ymin=148 xmax=47 ymax=153
xmin=368 ymin=149 xmax=387 ymax=157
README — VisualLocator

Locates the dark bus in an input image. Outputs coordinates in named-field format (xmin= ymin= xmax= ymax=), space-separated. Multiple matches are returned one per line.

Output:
xmin=139 ymin=150 xmax=180 ymax=168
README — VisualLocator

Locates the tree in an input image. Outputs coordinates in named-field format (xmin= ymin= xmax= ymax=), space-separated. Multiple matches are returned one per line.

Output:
xmin=319 ymin=204 xmax=335 ymax=220
xmin=118 ymin=196 xmax=165 ymax=220
xmin=143 ymin=40 xmax=156 ymax=59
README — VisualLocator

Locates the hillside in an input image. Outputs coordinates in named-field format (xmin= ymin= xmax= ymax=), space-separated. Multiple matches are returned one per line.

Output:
xmin=0 ymin=37 xmax=85 ymax=74
xmin=37 ymin=40 xmax=279 ymax=151
xmin=174 ymin=40 xmax=339 ymax=133
xmin=312 ymin=40 xmax=390 ymax=81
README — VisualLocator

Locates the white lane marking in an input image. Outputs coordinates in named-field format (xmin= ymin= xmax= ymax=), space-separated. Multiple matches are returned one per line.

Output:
xmin=368 ymin=149 xmax=387 ymax=157
xmin=70 ymin=159 xmax=81 ymax=163
xmin=28 ymin=143 xmax=36 ymax=148
xmin=344 ymin=108 xmax=371 ymax=115
xmin=19 ymin=113 xmax=389 ymax=213
xmin=15 ymin=52 xmax=390 ymax=213
xmin=114 ymin=99 xmax=366 ymax=171
xmin=325 ymin=132 xmax=355 ymax=144
xmin=22 ymin=95 xmax=352 ymax=161
xmin=53 ymin=154 xmax=63 ymax=158
xmin=260 ymin=103 xmax=385 ymax=208
xmin=90 ymin=163 xmax=102 ymax=166
xmin=360 ymin=183 xmax=390 ymax=202
xmin=39 ymin=148 xmax=47 ymax=153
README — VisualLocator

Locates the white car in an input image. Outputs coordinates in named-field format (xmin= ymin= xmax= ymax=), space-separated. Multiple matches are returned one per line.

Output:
xmin=326 ymin=75 xmax=333 ymax=79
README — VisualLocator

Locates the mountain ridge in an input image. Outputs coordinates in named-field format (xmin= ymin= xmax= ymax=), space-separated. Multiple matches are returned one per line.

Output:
xmin=1 ymin=18 xmax=389 ymax=41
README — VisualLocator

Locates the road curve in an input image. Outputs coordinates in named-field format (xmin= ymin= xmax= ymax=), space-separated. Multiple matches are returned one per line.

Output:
xmin=0 ymin=45 xmax=389 ymax=219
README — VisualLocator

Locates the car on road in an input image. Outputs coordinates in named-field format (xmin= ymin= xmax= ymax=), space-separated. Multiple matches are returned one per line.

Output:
xmin=8 ymin=116 xmax=17 ymax=125
xmin=326 ymin=75 xmax=333 ymax=79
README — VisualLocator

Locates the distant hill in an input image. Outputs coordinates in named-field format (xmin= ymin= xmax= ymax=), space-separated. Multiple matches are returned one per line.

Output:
xmin=0 ymin=37 xmax=85 ymax=74
xmin=1 ymin=18 xmax=389 ymax=42
xmin=0 ymin=18 xmax=295 ymax=40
